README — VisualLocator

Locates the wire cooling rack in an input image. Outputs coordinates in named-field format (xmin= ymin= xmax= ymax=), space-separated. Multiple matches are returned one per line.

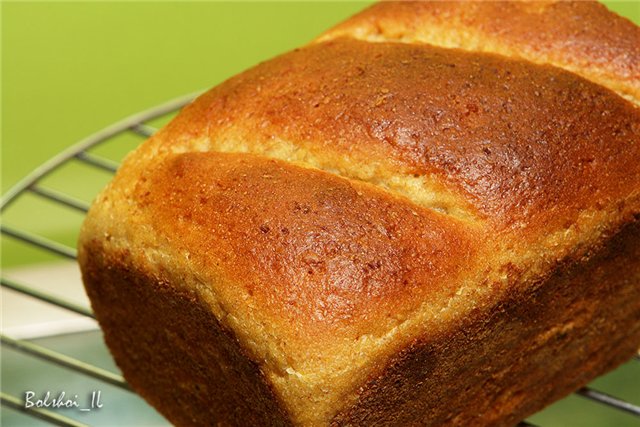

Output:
xmin=1 ymin=93 xmax=639 ymax=427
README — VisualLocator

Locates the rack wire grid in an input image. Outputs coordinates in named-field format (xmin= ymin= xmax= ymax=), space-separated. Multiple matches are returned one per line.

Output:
xmin=1 ymin=93 xmax=639 ymax=427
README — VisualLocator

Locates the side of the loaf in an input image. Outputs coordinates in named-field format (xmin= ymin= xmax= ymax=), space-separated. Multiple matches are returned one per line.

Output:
xmin=79 ymin=234 xmax=292 ymax=426
xmin=331 ymin=218 xmax=640 ymax=426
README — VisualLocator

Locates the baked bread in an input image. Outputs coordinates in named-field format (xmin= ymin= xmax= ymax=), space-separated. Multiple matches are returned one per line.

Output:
xmin=78 ymin=1 xmax=640 ymax=426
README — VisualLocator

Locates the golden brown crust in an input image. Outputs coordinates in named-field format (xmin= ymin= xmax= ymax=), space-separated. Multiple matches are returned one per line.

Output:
xmin=320 ymin=1 xmax=640 ymax=103
xmin=331 ymin=218 xmax=640 ymax=426
xmin=157 ymin=38 xmax=640 ymax=234
xmin=136 ymin=152 xmax=477 ymax=339
xmin=78 ymin=2 xmax=640 ymax=426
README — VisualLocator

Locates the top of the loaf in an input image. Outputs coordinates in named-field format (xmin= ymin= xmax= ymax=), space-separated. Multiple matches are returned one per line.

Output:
xmin=154 ymin=37 xmax=640 ymax=237
xmin=319 ymin=0 xmax=640 ymax=104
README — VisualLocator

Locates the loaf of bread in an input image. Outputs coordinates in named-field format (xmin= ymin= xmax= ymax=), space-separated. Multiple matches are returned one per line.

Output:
xmin=78 ymin=2 xmax=640 ymax=426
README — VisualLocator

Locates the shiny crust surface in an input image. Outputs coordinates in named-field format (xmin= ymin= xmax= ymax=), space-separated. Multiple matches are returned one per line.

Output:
xmin=158 ymin=38 xmax=640 ymax=233
xmin=138 ymin=153 xmax=477 ymax=337
xmin=320 ymin=1 xmax=640 ymax=103
xmin=78 ymin=1 xmax=640 ymax=426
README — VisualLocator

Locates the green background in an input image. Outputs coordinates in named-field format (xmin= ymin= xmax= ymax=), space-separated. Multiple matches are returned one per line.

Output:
xmin=2 ymin=2 xmax=640 ymax=427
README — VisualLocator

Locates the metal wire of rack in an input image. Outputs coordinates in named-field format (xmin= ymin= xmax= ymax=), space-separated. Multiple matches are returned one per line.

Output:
xmin=1 ymin=93 xmax=639 ymax=427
